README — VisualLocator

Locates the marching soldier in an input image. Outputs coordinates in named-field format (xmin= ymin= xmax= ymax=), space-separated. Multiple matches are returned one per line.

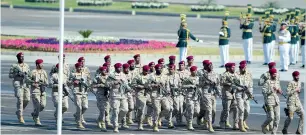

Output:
xmin=240 ymin=4 xmax=254 ymax=64
xmin=166 ymin=55 xmax=176 ymax=69
xmin=278 ymin=22 xmax=291 ymax=72
xmin=299 ymin=21 xmax=305 ymax=68
xmin=269 ymin=10 xmax=277 ymax=63
xmin=288 ymin=12 xmax=299 ymax=65
xmin=148 ymin=62 xmax=156 ymax=74
xmin=182 ymin=66 xmax=200 ymax=130
xmin=106 ymin=63 xmax=130 ymax=133
xmin=176 ymin=14 xmax=203 ymax=62
xmin=50 ymin=63 xmax=70 ymax=123
xmin=259 ymin=13 xmax=273 ymax=65
xmin=133 ymin=54 xmax=142 ymax=73
xmin=9 ymin=52 xmax=31 ymax=124
xmin=261 ymin=68 xmax=282 ymax=134
xmin=157 ymin=58 xmax=168 ymax=74
xmin=92 ymin=66 xmax=109 ymax=131
xmin=131 ymin=65 xmax=152 ymax=130
xmin=49 ymin=54 xmax=70 ymax=77
xmin=104 ymin=55 xmax=111 ymax=64
xmin=219 ymin=12 xmax=231 ymax=67
xmin=294 ymin=9 xmax=301 ymax=64
xmin=282 ymin=71 xmax=304 ymax=134
xmin=27 ymin=59 xmax=48 ymax=126
xmin=186 ymin=56 xmax=195 ymax=70
xmin=70 ymin=62 xmax=90 ymax=129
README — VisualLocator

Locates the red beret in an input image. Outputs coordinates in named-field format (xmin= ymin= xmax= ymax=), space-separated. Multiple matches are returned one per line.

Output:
xmin=239 ymin=60 xmax=247 ymax=65
xmin=202 ymin=60 xmax=210 ymax=65
xmin=133 ymin=54 xmax=140 ymax=59
xmin=190 ymin=66 xmax=197 ymax=72
xmin=104 ymin=55 xmax=110 ymax=60
xmin=35 ymin=59 xmax=43 ymax=64
xmin=127 ymin=60 xmax=135 ymax=65
xmin=269 ymin=68 xmax=277 ymax=74
xmin=56 ymin=63 xmax=59 ymax=68
xmin=239 ymin=64 xmax=246 ymax=69
xmin=103 ymin=62 xmax=110 ymax=67
xmin=229 ymin=63 xmax=236 ymax=67
xmin=143 ymin=65 xmax=150 ymax=71
xmin=155 ymin=64 xmax=162 ymax=69
xmin=16 ymin=52 xmax=23 ymax=57
xmin=149 ymin=62 xmax=155 ymax=66
xmin=78 ymin=57 xmax=84 ymax=62
xmin=158 ymin=58 xmax=164 ymax=64
xmin=169 ymin=55 xmax=176 ymax=60
xmin=114 ymin=63 xmax=122 ymax=69
xmin=268 ymin=62 xmax=276 ymax=69
xmin=179 ymin=61 xmax=185 ymax=65
xmin=123 ymin=63 xmax=130 ymax=69
xmin=186 ymin=56 xmax=194 ymax=60
xmin=75 ymin=62 xmax=82 ymax=68
xmin=292 ymin=71 xmax=300 ymax=76
xmin=169 ymin=64 xmax=175 ymax=69
xmin=99 ymin=66 xmax=107 ymax=71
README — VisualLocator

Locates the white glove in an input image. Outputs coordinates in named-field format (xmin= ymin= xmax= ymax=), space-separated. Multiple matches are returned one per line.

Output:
xmin=198 ymin=40 xmax=203 ymax=43
xmin=219 ymin=32 xmax=224 ymax=36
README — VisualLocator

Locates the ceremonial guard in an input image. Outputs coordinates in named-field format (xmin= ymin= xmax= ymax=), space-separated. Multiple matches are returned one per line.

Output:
xmin=269 ymin=9 xmax=277 ymax=62
xmin=294 ymin=9 xmax=301 ymax=63
xmin=182 ymin=66 xmax=200 ymax=130
xmin=92 ymin=66 xmax=109 ymax=131
xmin=50 ymin=63 xmax=70 ymax=123
xmin=27 ymin=59 xmax=48 ymax=126
xmin=131 ymin=65 xmax=152 ymax=130
xmin=288 ymin=12 xmax=299 ymax=65
xmin=282 ymin=71 xmax=304 ymax=134
xmin=259 ymin=12 xmax=273 ymax=65
xmin=219 ymin=11 xmax=231 ymax=67
xmin=176 ymin=14 xmax=203 ymax=62
xmin=70 ymin=62 xmax=90 ymax=129
xmin=278 ymin=22 xmax=291 ymax=72
xmin=261 ymin=68 xmax=282 ymax=134
xmin=9 ymin=52 xmax=31 ymax=124
xmin=300 ymin=20 xmax=305 ymax=68
xmin=240 ymin=4 xmax=254 ymax=64
xmin=186 ymin=56 xmax=194 ymax=70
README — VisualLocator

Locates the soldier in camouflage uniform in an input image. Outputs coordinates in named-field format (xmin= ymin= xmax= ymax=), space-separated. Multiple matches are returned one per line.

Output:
xmin=70 ymin=63 xmax=90 ymax=129
xmin=261 ymin=68 xmax=282 ymax=134
xmin=282 ymin=71 xmax=304 ymax=134
xmin=27 ymin=59 xmax=48 ymax=126
xmin=182 ymin=66 xmax=200 ymax=130
xmin=133 ymin=54 xmax=142 ymax=73
xmin=166 ymin=55 xmax=176 ymax=68
xmin=235 ymin=61 xmax=253 ymax=132
xmin=157 ymin=58 xmax=168 ymax=75
xmin=131 ymin=65 xmax=152 ymax=130
xmin=186 ymin=56 xmax=194 ymax=70
xmin=143 ymin=62 xmax=154 ymax=126
xmin=149 ymin=62 xmax=156 ymax=74
xmin=50 ymin=63 xmax=70 ymax=123
xmin=9 ymin=52 xmax=31 ymax=124
xmin=104 ymin=55 xmax=111 ymax=64
xmin=219 ymin=63 xmax=238 ymax=129
xmin=49 ymin=54 xmax=70 ymax=78
xmin=106 ymin=63 xmax=130 ymax=133
xmin=92 ymin=66 xmax=109 ymax=131
xmin=198 ymin=60 xmax=220 ymax=132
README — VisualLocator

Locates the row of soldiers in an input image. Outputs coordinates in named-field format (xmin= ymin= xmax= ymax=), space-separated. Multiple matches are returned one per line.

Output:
xmin=9 ymin=52 xmax=303 ymax=134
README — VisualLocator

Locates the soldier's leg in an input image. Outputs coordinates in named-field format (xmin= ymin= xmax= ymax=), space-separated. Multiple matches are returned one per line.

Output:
xmin=23 ymin=87 xmax=30 ymax=111
xmin=262 ymin=105 xmax=274 ymax=134
xmin=220 ymin=99 xmax=232 ymax=128
xmin=135 ymin=95 xmax=147 ymax=130
xmin=127 ymin=93 xmax=134 ymax=124
xmin=197 ymin=97 xmax=206 ymax=125
xmin=243 ymin=39 xmax=248 ymax=61
xmin=110 ymin=99 xmax=120 ymax=132
xmin=231 ymin=99 xmax=239 ymax=129
xmin=52 ymin=92 xmax=59 ymax=119
xmin=272 ymin=104 xmax=280 ymax=134
xmin=119 ymin=98 xmax=129 ymax=129
xmin=62 ymin=96 xmax=69 ymax=114
xmin=144 ymin=94 xmax=153 ymax=126
xmin=14 ymin=85 xmax=24 ymax=122
xmin=194 ymin=100 xmax=200 ymax=118
xmin=282 ymin=106 xmax=294 ymax=134
xmin=296 ymin=106 xmax=304 ymax=134
xmin=161 ymin=97 xmax=173 ymax=128
xmin=237 ymin=98 xmax=246 ymax=132
xmin=74 ymin=94 xmax=84 ymax=128
xmin=40 ymin=92 xmax=47 ymax=112
xmin=185 ymin=99 xmax=195 ymax=130
xmin=219 ymin=45 xmax=225 ymax=66
xmin=152 ymin=98 xmax=161 ymax=132
xmin=178 ymin=95 xmax=184 ymax=124
xmin=31 ymin=92 xmax=41 ymax=125
xmin=203 ymin=95 xmax=214 ymax=132
xmin=81 ymin=94 xmax=88 ymax=124
xmin=211 ymin=95 xmax=216 ymax=124
xmin=105 ymin=101 xmax=112 ymax=127
xmin=243 ymin=99 xmax=250 ymax=129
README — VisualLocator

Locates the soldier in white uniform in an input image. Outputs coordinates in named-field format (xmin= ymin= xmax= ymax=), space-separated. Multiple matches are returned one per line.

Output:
xmin=278 ymin=22 xmax=291 ymax=72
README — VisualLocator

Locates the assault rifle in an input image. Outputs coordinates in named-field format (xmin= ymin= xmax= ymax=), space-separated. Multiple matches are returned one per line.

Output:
xmin=230 ymin=75 xmax=258 ymax=104
xmin=202 ymin=72 xmax=221 ymax=98
xmin=181 ymin=77 xmax=200 ymax=98
xmin=150 ymin=79 xmax=165 ymax=95
xmin=53 ymin=79 xmax=75 ymax=102
xmin=108 ymin=75 xmax=131 ymax=94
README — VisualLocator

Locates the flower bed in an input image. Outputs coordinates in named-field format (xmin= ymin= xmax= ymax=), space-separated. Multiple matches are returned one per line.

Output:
xmin=77 ymin=0 xmax=112 ymax=6
xmin=131 ymin=2 xmax=169 ymax=9
xmin=191 ymin=5 xmax=225 ymax=12
xmin=1 ymin=37 xmax=176 ymax=52
xmin=253 ymin=8 xmax=289 ymax=15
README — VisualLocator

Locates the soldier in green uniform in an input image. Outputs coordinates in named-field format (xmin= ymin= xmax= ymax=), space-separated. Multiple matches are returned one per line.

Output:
xmin=259 ymin=12 xmax=273 ymax=65
xmin=219 ymin=11 xmax=231 ymax=67
xmin=176 ymin=14 xmax=203 ymax=62
xmin=240 ymin=4 xmax=254 ymax=64
xmin=300 ymin=17 xmax=305 ymax=68
xmin=294 ymin=9 xmax=301 ymax=63
xmin=269 ymin=8 xmax=277 ymax=63
xmin=288 ymin=12 xmax=299 ymax=65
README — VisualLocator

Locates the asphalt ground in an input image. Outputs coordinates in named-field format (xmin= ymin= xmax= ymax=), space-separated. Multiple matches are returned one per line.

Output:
xmin=1 ymin=59 xmax=304 ymax=134
xmin=2 ymin=8 xmax=267 ymax=48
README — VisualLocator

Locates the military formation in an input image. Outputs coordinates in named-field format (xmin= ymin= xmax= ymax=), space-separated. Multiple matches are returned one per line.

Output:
xmin=9 ymin=51 xmax=304 ymax=134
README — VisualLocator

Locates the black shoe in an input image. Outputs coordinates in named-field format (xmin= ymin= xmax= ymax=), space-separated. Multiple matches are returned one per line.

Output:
xmin=219 ymin=65 xmax=225 ymax=68
xmin=279 ymin=69 xmax=288 ymax=72
xmin=282 ymin=129 xmax=288 ymax=134
xmin=296 ymin=130 xmax=301 ymax=134
xmin=301 ymin=65 xmax=305 ymax=68
xmin=263 ymin=63 xmax=268 ymax=65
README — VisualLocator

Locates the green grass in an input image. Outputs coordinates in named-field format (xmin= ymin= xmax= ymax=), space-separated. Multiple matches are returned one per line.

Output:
xmin=1 ymin=0 xmax=286 ymax=18
xmin=1 ymin=34 xmax=35 ymax=40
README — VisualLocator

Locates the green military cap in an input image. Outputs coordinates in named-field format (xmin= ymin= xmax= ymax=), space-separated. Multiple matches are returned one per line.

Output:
xmin=247 ymin=4 xmax=252 ymax=17
xmin=269 ymin=8 xmax=273 ymax=14
xmin=295 ymin=8 xmax=300 ymax=16
xmin=223 ymin=11 xmax=229 ymax=25
xmin=285 ymin=13 xmax=291 ymax=21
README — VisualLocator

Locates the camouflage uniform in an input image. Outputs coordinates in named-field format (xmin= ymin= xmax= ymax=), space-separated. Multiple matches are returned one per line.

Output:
xmin=70 ymin=71 xmax=90 ymax=128
xmin=93 ymin=73 xmax=109 ymax=130
xmin=236 ymin=70 xmax=253 ymax=132
xmin=27 ymin=69 xmax=49 ymax=125
xmin=219 ymin=72 xmax=238 ymax=128
xmin=9 ymin=63 xmax=31 ymax=123
xmin=50 ymin=72 xmax=69 ymax=120
xmin=131 ymin=73 xmax=151 ymax=130
xmin=50 ymin=63 xmax=70 ymax=77
xmin=106 ymin=72 xmax=130 ymax=132
xmin=134 ymin=63 xmax=142 ymax=74
xmin=123 ymin=70 xmax=138 ymax=124
xmin=261 ymin=79 xmax=281 ymax=134
xmin=181 ymin=75 xmax=200 ymax=130
xmin=282 ymin=80 xmax=304 ymax=134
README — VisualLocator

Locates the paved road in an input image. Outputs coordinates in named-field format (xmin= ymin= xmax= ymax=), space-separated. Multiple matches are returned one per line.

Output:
xmin=2 ymin=8 xmax=267 ymax=48
xmin=115 ymin=0 xmax=306 ymax=8
xmin=1 ymin=56 xmax=305 ymax=134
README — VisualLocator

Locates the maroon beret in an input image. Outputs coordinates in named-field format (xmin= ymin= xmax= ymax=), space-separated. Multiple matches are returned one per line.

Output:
xmin=155 ymin=64 xmax=162 ymax=69
xmin=133 ymin=54 xmax=140 ymax=59
xmin=179 ymin=61 xmax=185 ymax=65
xmin=104 ymin=55 xmax=110 ymax=60
xmin=75 ymin=62 xmax=82 ymax=68
xmin=186 ymin=56 xmax=194 ymax=60
xmin=190 ymin=66 xmax=197 ymax=72
xmin=114 ymin=63 xmax=122 ymax=69
xmin=35 ymin=59 xmax=43 ymax=64
xmin=169 ymin=64 xmax=175 ymax=69
xmin=142 ymin=65 xmax=150 ymax=71
xmin=239 ymin=60 xmax=247 ymax=65
xmin=292 ymin=71 xmax=300 ymax=76
xmin=158 ymin=58 xmax=164 ymax=64
xmin=149 ymin=62 xmax=155 ymax=66
xmin=123 ymin=63 xmax=130 ymax=69
xmin=268 ymin=62 xmax=276 ymax=69
xmin=169 ymin=55 xmax=176 ymax=60
xmin=202 ymin=60 xmax=210 ymax=65
xmin=78 ymin=57 xmax=84 ymax=62
xmin=127 ymin=60 xmax=135 ymax=65
xmin=99 ymin=66 xmax=107 ymax=71
xmin=269 ymin=68 xmax=277 ymax=74
xmin=239 ymin=64 xmax=246 ymax=69
xmin=56 ymin=63 xmax=59 ymax=68
xmin=16 ymin=52 xmax=23 ymax=57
